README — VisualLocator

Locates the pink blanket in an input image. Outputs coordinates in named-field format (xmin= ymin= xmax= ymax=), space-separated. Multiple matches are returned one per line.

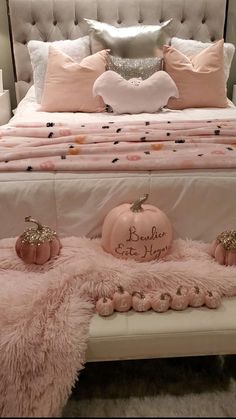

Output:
xmin=1 ymin=236 xmax=236 ymax=417
xmin=1 ymin=118 xmax=236 ymax=171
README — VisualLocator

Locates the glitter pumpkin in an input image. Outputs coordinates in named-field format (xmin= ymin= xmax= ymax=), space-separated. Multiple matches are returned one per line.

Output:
xmin=15 ymin=216 xmax=62 ymax=265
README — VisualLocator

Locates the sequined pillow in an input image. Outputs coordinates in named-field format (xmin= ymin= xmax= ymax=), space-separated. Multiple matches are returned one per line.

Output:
xmin=85 ymin=18 xmax=172 ymax=58
xmin=106 ymin=55 xmax=163 ymax=80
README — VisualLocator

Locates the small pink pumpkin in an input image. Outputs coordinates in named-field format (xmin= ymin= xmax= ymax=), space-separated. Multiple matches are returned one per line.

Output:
xmin=101 ymin=194 xmax=172 ymax=262
xmin=15 ymin=216 xmax=62 ymax=265
xmin=188 ymin=286 xmax=205 ymax=308
xmin=113 ymin=286 xmax=132 ymax=312
xmin=151 ymin=292 xmax=171 ymax=313
xmin=132 ymin=291 xmax=151 ymax=312
xmin=96 ymin=297 xmax=114 ymax=317
xmin=204 ymin=290 xmax=222 ymax=309
xmin=171 ymin=286 xmax=189 ymax=311
xmin=210 ymin=230 xmax=236 ymax=266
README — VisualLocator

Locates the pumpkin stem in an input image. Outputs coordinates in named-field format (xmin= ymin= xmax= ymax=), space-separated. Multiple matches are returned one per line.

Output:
xmin=161 ymin=292 xmax=172 ymax=301
xmin=130 ymin=194 xmax=149 ymax=213
xmin=25 ymin=216 xmax=43 ymax=230
xmin=118 ymin=285 xmax=124 ymax=294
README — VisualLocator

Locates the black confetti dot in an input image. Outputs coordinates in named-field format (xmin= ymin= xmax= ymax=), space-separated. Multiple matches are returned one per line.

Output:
xmin=214 ymin=129 xmax=220 ymax=135
xmin=167 ymin=132 xmax=170 ymax=136
xmin=116 ymin=128 xmax=122 ymax=133
xmin=175 ymin=139 xmax=185 ymax=143
xmin=4 ymin=160 xmax=8 ymax=163
xmin=109 ymin=121 xmax=115 ymax=124
xmin=27 ymin=166 xmax=33 ymax=171
xmin=227 ymin=147 xmax=233 ymax=151
xmin=81 ymin=125 xmax=85 ymax=127
xmin=167 ymin=121 xmax=171 ymax=124
xmin=198 ymin=154 xmax=203 ymax=157
xmin=46 ymin=122 xmax=54 ymax=127
xmin=207 ymin=120 xmax=212 ymax=123
xmin=140 ymin=137 xmax=146 ymax=142
xmin=102 ymin=126 xmax=110 ymax=129
xmin=113 ymin=141 xmax=119 ymax=145
xmin=145 ymin=121 xmax=150 ymax=126
xmin=144 ymin=151 xmax=150 ymax=155
xmin=217 ymin=125 xmax=222 ymax=129
xmin=145 ymin=131 xmax=149 ymax=134
xmin=48 ymin=132 xmax=53 ymax=138
xmin=69 ymin=145 xmax=74 ymax=148
xmin=112 ymin=158 xmax=119 ymax=163
xmin=172 ymin=150 xmax=177 ymax=152
xmin=61 ymin=155 xmax=66 ymax=159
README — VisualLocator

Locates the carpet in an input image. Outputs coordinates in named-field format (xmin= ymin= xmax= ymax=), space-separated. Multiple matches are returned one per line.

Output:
xmin=63 ymin=355 xmax=236 ymax=417
xmin=1 ymin=236 xmax=236 ymax=417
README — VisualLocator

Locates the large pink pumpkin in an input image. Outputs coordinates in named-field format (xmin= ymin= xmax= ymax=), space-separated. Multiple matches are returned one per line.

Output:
xmin=15 ymin=216 xmax=62 ymax=265
xmin=101 ymin=194 xmax=172 ymax=262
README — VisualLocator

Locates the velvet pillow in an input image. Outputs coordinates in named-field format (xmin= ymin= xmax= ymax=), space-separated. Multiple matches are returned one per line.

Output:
xmin=106 ymin=54 xmax=163 ymax=80
xmin=28 ymin=37 xmax=90 ymax=103
xmin=93 ymin=70 xmax=179 ymax=114
xmin=85 ymin=18 xmax=172 ymax=58
xmin=171 ymin=37 xmax=235 ymax=83
xmin=40 ymin=47 xmax=107 ymax=113
xmin=164 ymin=39 xmax=228 ymax=110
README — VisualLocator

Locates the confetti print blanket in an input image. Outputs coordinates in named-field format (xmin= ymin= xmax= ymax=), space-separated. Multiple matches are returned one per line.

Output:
xmin=0 ymin=118 xmax=236 ymax=172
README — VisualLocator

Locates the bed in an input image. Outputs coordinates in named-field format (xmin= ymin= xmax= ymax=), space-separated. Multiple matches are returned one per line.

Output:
xmin=2 ymin=0 xmax=236 ymax=365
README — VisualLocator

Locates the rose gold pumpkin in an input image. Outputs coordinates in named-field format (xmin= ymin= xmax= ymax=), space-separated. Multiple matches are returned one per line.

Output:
xmin=210 ymin=231 xmax=236 ymax=266
xmin=113 ymin=286 xmax=132 ymax=312
xmin=170 ymin=286 xmax=189 ymax=311
xmin=15 ymin=216 xmax=62 ymax=265
xmin=151 ymin=292 xmax=171 ymax=313
xmin=101 ymin=194 xmax=172 ymax=262
xmin=188 ymin=286 xmax=205 ymax=308
xmin=96 ymin=297 xmax=114 ymax=317
xmin=132 ymin=292 xmax=151 ymax=312
xmin=204 ymin=290 xmax=221 ymax=309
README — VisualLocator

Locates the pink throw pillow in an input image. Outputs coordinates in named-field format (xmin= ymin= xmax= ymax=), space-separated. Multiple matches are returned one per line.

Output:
xmin=93 ymin=70 xmax=179 ymax=114
xmin=40 ymin=47 xmax=107 ymax=112
xmin=164 ymin=39 xmax=228 ymax=109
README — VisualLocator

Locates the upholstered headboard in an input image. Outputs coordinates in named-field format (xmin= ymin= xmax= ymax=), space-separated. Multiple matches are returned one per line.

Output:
xmin=7 ymin=0 xmax=227 ymax=102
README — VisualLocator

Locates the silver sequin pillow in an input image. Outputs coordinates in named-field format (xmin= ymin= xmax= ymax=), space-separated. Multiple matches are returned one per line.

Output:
xmin=106 ymin=55 xmax=163 ymax=80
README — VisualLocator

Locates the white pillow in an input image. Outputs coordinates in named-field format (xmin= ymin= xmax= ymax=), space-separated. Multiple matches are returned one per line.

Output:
xmin=171 ymin=37 xmax=235 ymax=83
xmin=28 ymin=36 xmax=91 ymax=103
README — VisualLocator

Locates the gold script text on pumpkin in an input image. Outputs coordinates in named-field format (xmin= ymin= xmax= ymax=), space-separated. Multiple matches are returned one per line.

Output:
xmin=126 ymin=225 xmax=166 ymax=242
xmin=115 ymin=242 xmax=168 ymax=259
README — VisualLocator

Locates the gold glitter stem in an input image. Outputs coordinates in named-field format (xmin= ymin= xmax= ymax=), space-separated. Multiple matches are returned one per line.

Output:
xmin=25 ymin=216 xmax=43 ymax=230
xmin=130 ymin=194 xmax=149 ymax=213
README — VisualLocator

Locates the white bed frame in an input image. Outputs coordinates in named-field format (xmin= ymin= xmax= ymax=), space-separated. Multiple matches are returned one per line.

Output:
xmin=6 ymin=0 xmax=236 ymax=362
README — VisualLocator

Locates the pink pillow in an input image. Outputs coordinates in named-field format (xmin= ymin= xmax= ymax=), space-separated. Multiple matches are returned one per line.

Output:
xmin=40 ymin=47 xmax=107 ymax=112
xmin=93 ymin=70 xmax=179 ymax=114
xmin=164 ymin=39 xmax=228 ymax=109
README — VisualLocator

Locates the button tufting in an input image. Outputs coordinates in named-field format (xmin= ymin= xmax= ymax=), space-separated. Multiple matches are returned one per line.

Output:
xmin=53 ymin=20 xmax=57 ymax=25
xmin=74 ymin=20 xmax=78 ymax=25
xmin=32 ymin=21 xmax=36 ymax=25
xmin=117 ymin=19 xmax=122 ymax=24
xmin=211 ymin=37 xmax=215 ymax=42
xmin=138 ymin=19 xmax=143 ymax=23
xmin=181 ymin=18 xmax=185 ymax=23
xmin=23 ymin=40 xmax=27 ymax=45
xmin=202 ymin=18 xmax=206 ymax=24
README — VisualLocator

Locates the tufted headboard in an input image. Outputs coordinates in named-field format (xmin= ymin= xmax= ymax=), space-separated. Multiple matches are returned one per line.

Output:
xmin=7 ymin=0 xmax=227 ymax=103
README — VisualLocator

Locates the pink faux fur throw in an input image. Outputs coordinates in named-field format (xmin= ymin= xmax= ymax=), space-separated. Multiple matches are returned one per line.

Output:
xmin=1 ymin=236 xmax=236 ymax=417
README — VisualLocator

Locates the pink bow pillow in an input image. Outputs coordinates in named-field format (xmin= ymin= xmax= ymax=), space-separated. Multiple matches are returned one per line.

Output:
xmin=93 ymin=70 xmax=179 ymax=114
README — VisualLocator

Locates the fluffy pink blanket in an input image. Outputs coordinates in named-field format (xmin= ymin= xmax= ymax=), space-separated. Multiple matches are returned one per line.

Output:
xmin=1 ymin=236 xmax=236 ymax=417
xmin=1 ymin=118 xmax=236 ymax=171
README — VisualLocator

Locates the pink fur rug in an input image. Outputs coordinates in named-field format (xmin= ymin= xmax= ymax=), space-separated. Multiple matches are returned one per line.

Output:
xmin=0 ymin=236 xmax=236 ymax=417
